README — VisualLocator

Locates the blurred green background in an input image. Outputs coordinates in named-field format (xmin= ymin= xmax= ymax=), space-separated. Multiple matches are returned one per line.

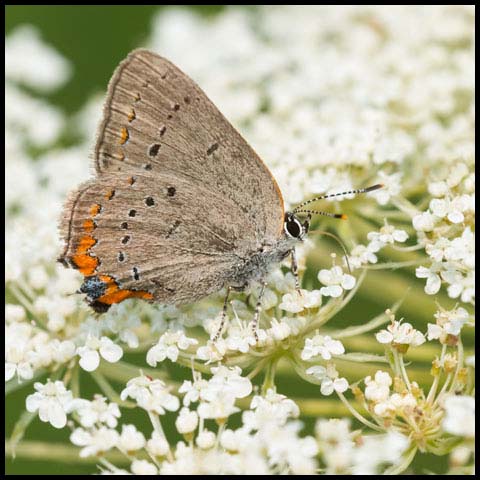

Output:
xmin=5 ymin=5 xmax=472 ymax=475
xmin=6 ymin=6 xmax=224 ymax=113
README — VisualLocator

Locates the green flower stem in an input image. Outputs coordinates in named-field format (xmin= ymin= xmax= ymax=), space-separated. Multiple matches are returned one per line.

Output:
xmin=5 ymin=368 xmax=47 ymax=395
xmin=97 ymin=360 xmax=168 ymax=383
xmin=438 ymin=373 xmax=453 ymax=398
xmin=148 ymin=411 xmax=174 ymax=463
xmin=7 ymin=410 xmax=37 ymax=458
xmin=175 ymin=354 xmax=214 ymax=374
xmin=448 ymin=337 xmax=464 ymax=394
xmin=8 ymin=283 xmax=38 ymax=323
xmin=5 ymin=440 xmax=128 ymax=465
xmin=247 ymin=357 xmax=270 ymax=380
xmin=426 ymin=344 xmax=447 ymax=404
xmin=330 ymin=300 xmax=400 ymax=339
xmin=261 ymin=358 xmax=279 ymax=395
xmin=99 ymin=458 xmax=129 ymax=473
xmin=397 ymin=351 xmax=412 ymax=391
xmin=337 ymin=391 xmax=383 ymax=431
xmin=70 ymin=363 xmax=80 ymax=398
xmin=361 ymin=259 xmax=428 ymax=270
xmin=392 ymin=196 xmax=421 ymax=217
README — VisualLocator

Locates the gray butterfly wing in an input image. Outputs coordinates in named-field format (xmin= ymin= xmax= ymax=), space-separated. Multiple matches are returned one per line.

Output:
xmin=94 ymin=49 xmax=284 ymax=244
xmin=59 ymin=49 xmax=285 ymax=311
xmin=59 ymin=172 xmax=252 ymax=306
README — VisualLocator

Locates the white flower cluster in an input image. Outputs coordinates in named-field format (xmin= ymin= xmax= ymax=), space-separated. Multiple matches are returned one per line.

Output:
xmin=5 ymin=5 xmax=475 ymax=475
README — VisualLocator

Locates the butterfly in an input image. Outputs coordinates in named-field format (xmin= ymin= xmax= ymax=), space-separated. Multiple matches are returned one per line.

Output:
xmin=59 ymin=49 xmax=382 ymax=340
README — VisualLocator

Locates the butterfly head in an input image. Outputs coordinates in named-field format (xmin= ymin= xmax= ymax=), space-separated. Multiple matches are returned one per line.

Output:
xmin=284 ymin=184 xmax=384 ymax=242
xmin=283 ymin=212 xmax=309 ymax=241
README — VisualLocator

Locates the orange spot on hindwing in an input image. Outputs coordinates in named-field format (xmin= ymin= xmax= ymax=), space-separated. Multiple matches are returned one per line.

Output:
xmin=119 ymin=127 xmax=129 ymax=145
xmin=96 ymin=275 xmax=153 ymax=306
xmin=83 ymin=219 xmax=96 ymax=232
xmin=90 ymin=204 xmax=102 ymax=216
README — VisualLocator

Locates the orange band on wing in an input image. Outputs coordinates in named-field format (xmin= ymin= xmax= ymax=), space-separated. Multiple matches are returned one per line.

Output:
xmin=97 ymin=275 xmax=153 ymax=305
xmin=72 ymin=253 xmax=99 ymax=275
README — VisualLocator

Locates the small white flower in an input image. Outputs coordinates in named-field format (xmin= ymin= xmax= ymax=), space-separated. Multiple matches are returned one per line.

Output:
xmin=75 ymin=394 xmax=121 ymax=428
xmin=197 ymin=391 xmax=239 ymax=420
xmin=25 ymin=379 xmax=75 ymax=429
xmin=146 ymin=330 xmax=198 ymax=366
xmin=121 ymin=375 xmax=179 ymax=415
xmin=416 ymin=263 xmax=443 ymax=295
xmin=176 ymin=407 xmax=199 ymax=434
xmin=196 ymin=430 xmax=216 ymax=449
xmin=267 ymin=318 xmax=292 ymax=341
xmin=118 ymin=424 xmax=146 ymax=452
xmin=252 ymin=388 xmax=300 ymax=420
xmin=371 ymin=172 xmax=402 ymax=205
xmin=307 ymin=364 xmax=348 ymax=396
xmin=349 ymin=244 xmax=378 ymax=270
xmin=443 ymin=395 xmax=475 ymax=438
xmin=70 ymin=426 xmax=119 ymax=457
xmin=279 ymin=289 xmax=322 ymax=313
xmin=443 ymin=269 xmax=475 ymax=304
xmin=376 ymin=320 xmax=425 ymax=348
xmin=196 ymin=339 xmax=227 ymax=363
xmin=226 ymin=323 xmax=266 ymax=353
xmin=364 ymin=371 xmax=392 ymax=402
xmin=367 ymin=222 xmax=408 ymax=249
xmin=76 ymin=335 xmax=123 ymax=372
xmin=412 ymin=211 xmax=437 ymax=232
xmin=320 ymin=377 xmax=349 ymax=396
xmin=301 ymin=335 xmax=345 ymax=361
xmin=318 ymin=266 xmax=356 ymax=297
xmin=429 ymin=196 xmax=471 ymax=224
xmin=147 ymin=431 xmax=170 ymax=457
xmin=50 ymin=339 xmax=76 ymax=363
xmin=207 ymin=365 xmax=253 ymax=400
xmin=131 ymin=459 xmax=158 ymax=475
xmin=427 ymin=306 xmax=470 ymax=342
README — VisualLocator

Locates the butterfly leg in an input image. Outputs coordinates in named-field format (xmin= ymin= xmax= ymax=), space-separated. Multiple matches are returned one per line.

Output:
xmin=212 ymin=286 xmax=232 ymax=342
xmin=290 ymin=249 xmax=302 ymax=295
xmin=252 ymin=282 xmax=267 ymax=342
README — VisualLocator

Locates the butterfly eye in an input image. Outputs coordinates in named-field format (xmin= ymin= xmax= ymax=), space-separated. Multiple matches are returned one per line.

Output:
xmin=284 ymin=216 xmax=302 ymax=239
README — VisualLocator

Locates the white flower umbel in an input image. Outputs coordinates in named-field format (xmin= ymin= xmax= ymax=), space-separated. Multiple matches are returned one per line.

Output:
xmin=25 ymin=380 xmax=75 ymax=429
xmin=301 ymin=334 xmax=345 ymax=361
xmin=318 ymin=266 xmax=356 ymax=298
xmin=76 ymin=335 xmax=123 ymax=372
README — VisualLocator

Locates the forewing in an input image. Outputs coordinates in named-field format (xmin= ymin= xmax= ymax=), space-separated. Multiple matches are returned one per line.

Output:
xmin=94 ymin=49 xmax=284 ymax=243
